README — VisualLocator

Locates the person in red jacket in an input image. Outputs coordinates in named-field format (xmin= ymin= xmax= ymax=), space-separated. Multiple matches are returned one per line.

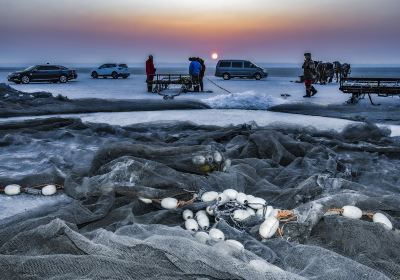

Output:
xmin=146 ymin=55 xmax=156 ymax=92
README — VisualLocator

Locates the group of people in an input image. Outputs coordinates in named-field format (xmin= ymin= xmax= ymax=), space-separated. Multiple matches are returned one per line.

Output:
xmin=188 ymin=57 xmax=206 ymax=92
xmin=302 ymin=53 xmax=351 ymax=98
xmin=145 ymin=55 xmax=206 ymax=93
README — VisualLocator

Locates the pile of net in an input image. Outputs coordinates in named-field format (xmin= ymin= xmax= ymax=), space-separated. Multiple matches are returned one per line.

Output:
xmin=0 ymin=118 xmax=399 ymax=280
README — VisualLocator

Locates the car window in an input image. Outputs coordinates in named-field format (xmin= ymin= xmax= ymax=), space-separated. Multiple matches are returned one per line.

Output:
xmin=232 ymin=62 xmax=243 ymax=68
xmin=37 ymin=66 xmax=49 ymax=71
xmin=99 ymin=64 xmax=107 ymax=69
xmin=23 ymin=66 xmax=36 ymax=71
xmin=118 ymin=64 xmax=128 ymax=68
xmin=109 ymin=64 xmax=117 ymax=68
xmin=47 ymin=66 xmax=59 ymax=70
xmin=244 ymin=62 xmax=251 ymax=68
xmin=219 ymin=61 xmax=231 ymax=68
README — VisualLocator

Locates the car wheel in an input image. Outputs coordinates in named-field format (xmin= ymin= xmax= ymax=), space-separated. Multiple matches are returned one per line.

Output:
xmin=122 ymin=75 xmax=128 ymax=79
xmin=112 ymin=72 xmax=118 ymax=79
xmin=91 ymin=71 xmax=98 ymax=79
xmin=21 ymin=75 xmax=30 ymax=84
xmin=59 ymin=75 xmax=67 ymax=83
xmin=223 ymin=73 xmax=231 ymax=80
xmin=254 ymin=73 xmax=262 ymax=80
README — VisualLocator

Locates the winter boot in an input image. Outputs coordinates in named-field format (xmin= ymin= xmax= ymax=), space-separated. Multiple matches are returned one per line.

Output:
xmin=303 ymin=87 xmax=311 ymax=98
xmin=311 ymin=86 xmax=318 ymax=96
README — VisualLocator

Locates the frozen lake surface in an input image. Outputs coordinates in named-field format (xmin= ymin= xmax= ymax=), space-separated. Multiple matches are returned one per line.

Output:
xmin=0 ymin=71 xmax=359 ymax=107
xmin=3 ymin=109 xmax=400 ymax=136
xmin=1 ymin=68 xmax=400 ymax=134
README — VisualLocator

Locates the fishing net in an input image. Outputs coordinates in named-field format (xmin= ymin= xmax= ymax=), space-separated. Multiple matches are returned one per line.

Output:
xmin=0 ymin=118 xmax=399 ymax=279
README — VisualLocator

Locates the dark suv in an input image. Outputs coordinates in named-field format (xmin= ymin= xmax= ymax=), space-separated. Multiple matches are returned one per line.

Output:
xmin=7 ymin=65 xmax=77 ymax=84
xmin=215 ymin=60 xmax=268 ymax=80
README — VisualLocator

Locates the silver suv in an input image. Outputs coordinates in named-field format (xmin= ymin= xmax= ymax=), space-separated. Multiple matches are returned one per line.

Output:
xmin=215 ymin=60 xmax=268 ymax=80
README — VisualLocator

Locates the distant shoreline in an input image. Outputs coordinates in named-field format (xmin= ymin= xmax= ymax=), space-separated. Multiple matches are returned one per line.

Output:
xmin=1 ymin=65 xmax=400 ymax=78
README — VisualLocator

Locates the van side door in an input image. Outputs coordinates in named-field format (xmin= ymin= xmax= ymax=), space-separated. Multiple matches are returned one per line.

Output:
xmin=231 ymin=61 xmax=244 ymax=77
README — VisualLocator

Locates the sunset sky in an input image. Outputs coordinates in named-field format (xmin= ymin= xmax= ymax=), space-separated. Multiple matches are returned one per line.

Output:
xmin=1 ymin=0 xmax=400 ymax=64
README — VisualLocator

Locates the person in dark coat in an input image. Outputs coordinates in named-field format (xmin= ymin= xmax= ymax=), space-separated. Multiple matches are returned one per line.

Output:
xmin=302 ymin=53 xmax=318 ymax=97
xmin=146 ymin=55 xmax=156 ymax=93
xmin=198 ymin=58 xmax=206 ymax=92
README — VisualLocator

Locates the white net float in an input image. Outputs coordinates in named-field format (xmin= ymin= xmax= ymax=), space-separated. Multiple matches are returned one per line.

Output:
xmin=4 ymin=184 xmax=21 ymax=196
xmin=372 ymin=213 xmax=393 ymax=230
xmin=259 ymin=216 xmax=279 ymax=239
xmin=236 ymin=192 xmax=248 ymax=205
xmin=161 ymin=197 xmax=178 ymax=210
xmin=342 ymin=205 xmax=362 ymax=219
xmin=182 ymin=209 xmax=194 ymax=221
xmin=194 ymin=231 xmax=210 ymax=244
xmin=185 ymin=219 xmax=199 ymax=231
xmin=225 ymin=239 xmax=244 ymax=251
xmin=233 ymin=209 xmax=251 ymax=221
xmin=41 ymin=184 xmax=57 ymax=196
xmin=213 ymin=151 xmax=223 ymax=163
xmin=209 ymin=228 xmax=225 ymax=241
xmin=201 ymin=191 xmax=219 ymax=202
xmin=222 ymin=189 xmax=238 ymax=200
xmin=197 ymin=215 xmax=210 ymax=230
xmin=139 ymin=197 xmax=152 ymax=204
xmin=247 ymin=197 xmax=266 ymax=210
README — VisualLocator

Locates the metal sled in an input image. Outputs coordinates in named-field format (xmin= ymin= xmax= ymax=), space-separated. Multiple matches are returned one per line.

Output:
xmin=150 ymin=74 xmax=200 ymax=100
xmin=340 ymin=77 xmax=400 ymax=105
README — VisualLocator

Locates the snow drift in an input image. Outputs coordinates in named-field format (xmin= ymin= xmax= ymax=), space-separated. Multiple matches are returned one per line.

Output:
xmin=205 ymin=91 xmax=285 ymax=110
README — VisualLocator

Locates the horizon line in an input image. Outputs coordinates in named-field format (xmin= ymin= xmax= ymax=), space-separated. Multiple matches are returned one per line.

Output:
xmin=1 ymin=62 xmax=400 ymax=67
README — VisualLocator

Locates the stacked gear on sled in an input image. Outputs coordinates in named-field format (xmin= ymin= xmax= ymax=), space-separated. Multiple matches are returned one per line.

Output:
xmin=150 ymin=74 xmax=201 ymax=99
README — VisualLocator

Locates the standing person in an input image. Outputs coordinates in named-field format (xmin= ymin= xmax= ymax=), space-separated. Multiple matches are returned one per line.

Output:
xmin=189 ymin=57 xmax=201 ymax=92
xmin=146 ymin=55 xmax=156 ymax=93
xmin=198 ymin=58 xmax=206 ymax=92
xmin=302 ymin=53 xmax=318 ymax=98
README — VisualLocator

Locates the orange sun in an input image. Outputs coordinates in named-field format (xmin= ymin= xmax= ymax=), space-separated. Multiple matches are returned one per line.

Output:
xmin=211 ymin=53 xmax=219 ymax=60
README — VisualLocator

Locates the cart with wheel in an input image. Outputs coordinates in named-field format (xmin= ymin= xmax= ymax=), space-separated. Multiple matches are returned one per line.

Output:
xmin=340 ymin=77 xmax=400 ymax=105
